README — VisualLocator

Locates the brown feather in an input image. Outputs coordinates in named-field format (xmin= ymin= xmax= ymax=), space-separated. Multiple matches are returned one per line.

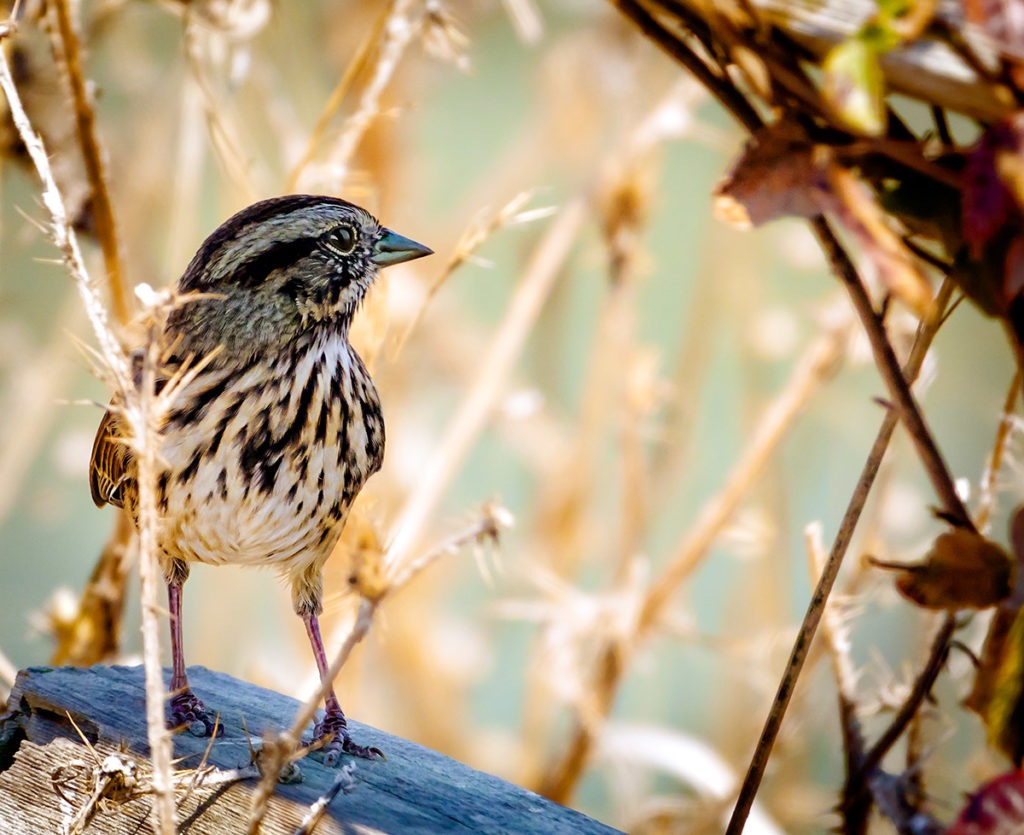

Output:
xmin=88 ymin=406 xmax=133 ymax=510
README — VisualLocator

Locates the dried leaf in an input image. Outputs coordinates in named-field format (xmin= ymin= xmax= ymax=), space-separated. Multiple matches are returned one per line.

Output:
xmin=948 ymin=770 xmax=1024 ymax=833
xmin=870 ymin=529 xmax=1015 ymax=610
xmin=966 ymin=505 xmax=1024 ymax=762
xmin=822 ymin=39 xmax=887 ymax=137
xmin=981 ymin=607 xmax=1024 ymax=764
xmin=713 ymin=120 xmax=825 ymax=228
xmin=826 ymin=164 xmax=935 ymax=319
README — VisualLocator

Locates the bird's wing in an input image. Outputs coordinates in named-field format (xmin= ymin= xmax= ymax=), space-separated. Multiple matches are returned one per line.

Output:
xmin=89 ymin=404 xmax=134 ymax=509
xmin=89 ymin=349 xmax=181 ymax=510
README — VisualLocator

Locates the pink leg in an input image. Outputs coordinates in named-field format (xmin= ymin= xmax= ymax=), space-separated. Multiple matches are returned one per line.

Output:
xmin=303 ymin=611 xmax=382 ymax=763
xmin=168 ymin=582 xmax=189 ymax=693
xmin=167 ymin=581 xmax=222 ymax=737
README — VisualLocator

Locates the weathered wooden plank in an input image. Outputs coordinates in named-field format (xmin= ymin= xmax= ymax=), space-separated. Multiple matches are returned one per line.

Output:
xmin=0 ymin=666 xmax=621 ymax=834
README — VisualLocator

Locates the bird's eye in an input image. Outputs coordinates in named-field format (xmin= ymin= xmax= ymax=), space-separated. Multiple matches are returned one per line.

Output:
xmin=323 ymin=224 xmax=357 ymax=256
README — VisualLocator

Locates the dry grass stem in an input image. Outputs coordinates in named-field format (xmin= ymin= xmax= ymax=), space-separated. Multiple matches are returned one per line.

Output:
xmin=0 ymin=29 xmax=182 ymax=831
xmin=286 ymin=4 xmax=390 ymax=192
xmin=182 ymin=16 xmax=259 ymax=204
xmin=388 ymin=500 xmax=513 ymax=590
xmin=391 ymin=191 xmax=555 ymax=357
xmin=0 ymin=644 xmax=15 ymax=691
xmin=47 ymin=0 xmax=129 ymax=325
xmin=247 ymin=600 xmax=375 ymax=835
xmin=0 ymin=32 xmax=132 ymax=394
xmin=640 ymin=316 xmax=850 ymax=631
xmin=977 ymin=370 xmax=1022 ymax=533
xmin=291 ymin=765 xmax=357 ymax=835
xmin=540 ymin=313 xmax=850 ymax=804
xmin=501 ymin=0 xmax=543 ymax=44
xmin=321 ymin=0 xmax=422 ymax=192
xmin=379 ymin=198 xmax=586 ymax=582
xmin=131 ymin=311 xmax=176 ymax=835
xmin=259 ymin=501 xmax=510 ymax=822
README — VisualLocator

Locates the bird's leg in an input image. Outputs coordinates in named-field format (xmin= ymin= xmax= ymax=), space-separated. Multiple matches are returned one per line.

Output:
xmin=302 ymin=609 xmax=383 ymax=764
xmin=166 ymin=564 xmax=222 ymax=737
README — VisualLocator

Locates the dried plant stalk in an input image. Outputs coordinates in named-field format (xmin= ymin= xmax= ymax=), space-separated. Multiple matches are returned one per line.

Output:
xmin=321 ymin=0 xmax=422 ymax=191
xmin=540 ymin=312 xmax=850 ymax=803
xmin=286 ymin=3 xmax=391 ymax=191
xmin=379 ymin=198 xmax=587 ymax=583
xmin=805 ymin=522 xmax=864 ymax=777
xmin=0 ymin=29 xmax=175 ymax=834
xmin=132 ymin=319 xmax=176 ymax=835
xmin=726 ymin=276 xmax=957 ymax=834
xmin=47 ymin=0 xmax=129 ymax=325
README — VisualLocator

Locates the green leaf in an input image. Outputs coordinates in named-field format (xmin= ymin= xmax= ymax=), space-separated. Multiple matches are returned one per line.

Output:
xmin=822 ymin=39 xmax=888 ymax=136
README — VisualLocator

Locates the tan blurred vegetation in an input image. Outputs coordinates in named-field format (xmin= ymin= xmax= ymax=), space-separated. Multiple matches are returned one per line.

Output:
xmin=2 ymin=0 xmax=1024 ymax=832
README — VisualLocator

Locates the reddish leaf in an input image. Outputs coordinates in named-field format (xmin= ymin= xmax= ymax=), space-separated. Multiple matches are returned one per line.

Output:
xmin=948 ymin=770 xmax=1024 ymax=834
xmin=963 ymin=116 xmax=1024 ymax=258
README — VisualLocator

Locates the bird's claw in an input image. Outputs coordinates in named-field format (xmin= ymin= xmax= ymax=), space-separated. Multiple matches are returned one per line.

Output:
xmin=168 ymin=690 xmax=223 ymax=738
xmin=310 ymin=713 xmax=384 ymax=764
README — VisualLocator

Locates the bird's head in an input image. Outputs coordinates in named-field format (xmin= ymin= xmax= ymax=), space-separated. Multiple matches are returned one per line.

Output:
xmin=167 ymin=195 xmax=432 ymax=358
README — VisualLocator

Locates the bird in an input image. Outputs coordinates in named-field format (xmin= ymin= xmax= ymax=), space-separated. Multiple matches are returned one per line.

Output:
xmin=88 ymin=194 xmax=432 ymax=763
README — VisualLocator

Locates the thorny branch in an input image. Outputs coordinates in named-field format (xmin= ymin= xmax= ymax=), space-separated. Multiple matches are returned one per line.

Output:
xmin=0 ymin=20 xmax=185 ymax=834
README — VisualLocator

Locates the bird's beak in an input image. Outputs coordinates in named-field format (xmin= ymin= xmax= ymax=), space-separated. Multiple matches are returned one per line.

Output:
xmin=371 ymin=229 xmax=433 ymax=266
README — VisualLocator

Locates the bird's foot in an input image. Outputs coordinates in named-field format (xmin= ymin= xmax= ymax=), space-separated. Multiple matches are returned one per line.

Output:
xmin=168 ymin=689 xmax=223 ymax=738
xmin=309 ymin=711 xmax=384 ymax=766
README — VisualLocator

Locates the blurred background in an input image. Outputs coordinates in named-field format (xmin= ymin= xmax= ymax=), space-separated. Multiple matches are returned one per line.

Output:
xmin=0 ymin=1 xmax=1018 ymax=831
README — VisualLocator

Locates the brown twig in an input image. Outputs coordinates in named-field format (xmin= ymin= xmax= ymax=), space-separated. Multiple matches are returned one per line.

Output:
xmin=812 ymin=217 xmax=974 ymax=532
xmin=853 ymin=614 xmax=956 ymax=781
xmin=726 ymin=232 xmax=967 ymax=832
xmin=805 ymin=522 xmax=865 ymax=788
xmin=47 ymin=0 xmax=129 ymax=325
xmin=286 ymin=3 xmax=390 ymax=192
xmin=611 ymin=0 xmax=764 ymax=134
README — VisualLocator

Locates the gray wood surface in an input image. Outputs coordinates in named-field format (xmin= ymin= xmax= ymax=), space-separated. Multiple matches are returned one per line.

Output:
xmin=0 ymin=665 xmax=621 ymax=834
